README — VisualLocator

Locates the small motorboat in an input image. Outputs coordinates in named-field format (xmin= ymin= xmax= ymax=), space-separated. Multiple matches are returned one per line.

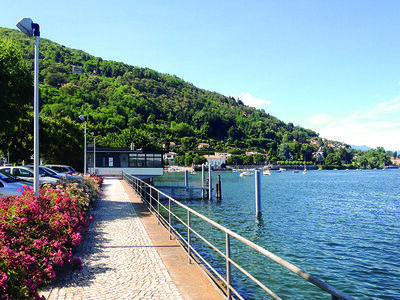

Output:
xmin=263 ymin=170 xmax=272 ymax=176
xmin=239 ymin=171 xmax=253 ymax=176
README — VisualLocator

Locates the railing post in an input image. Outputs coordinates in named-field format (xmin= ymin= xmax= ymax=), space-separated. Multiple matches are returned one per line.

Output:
xmin=168 ymin=197 xmax=172 ymax=240
xmin=226 ymin=233 xmax=231 ymax=299
xmin=150 ymin=186 xmax=153 ymax=210
xmin=157 ymin=192 xmax=160 ymax=225
xmin=187 ymin=210 xmax=191 ymax=264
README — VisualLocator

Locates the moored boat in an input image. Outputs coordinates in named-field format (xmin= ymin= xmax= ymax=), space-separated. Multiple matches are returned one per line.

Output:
xmin=239 ymin=171 xmax=253 ymax=176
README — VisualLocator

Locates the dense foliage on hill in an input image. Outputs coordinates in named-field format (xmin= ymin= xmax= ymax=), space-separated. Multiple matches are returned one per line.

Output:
xmin=0 ymin=28 xmax=394 ymax=170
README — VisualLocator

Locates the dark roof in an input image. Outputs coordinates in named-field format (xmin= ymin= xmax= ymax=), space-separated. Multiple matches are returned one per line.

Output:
xmin=86 ymin=147 xmax=165 ymax=154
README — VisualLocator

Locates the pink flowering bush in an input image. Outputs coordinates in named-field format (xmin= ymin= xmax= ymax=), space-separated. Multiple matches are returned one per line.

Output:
xmin=0 ymin=175 xmax=102 ymax=299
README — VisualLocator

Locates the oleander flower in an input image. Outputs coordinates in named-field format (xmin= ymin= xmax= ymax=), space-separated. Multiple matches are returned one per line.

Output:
xmin=0 ymin=174 xmax=103 ymax=299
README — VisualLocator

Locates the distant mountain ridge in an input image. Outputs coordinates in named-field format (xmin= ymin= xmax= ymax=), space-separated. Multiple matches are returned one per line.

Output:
xmin=351 ymin=145 xmax=372 ymax=151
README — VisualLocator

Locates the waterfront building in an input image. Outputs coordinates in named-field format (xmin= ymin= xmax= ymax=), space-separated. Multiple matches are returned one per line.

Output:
xmin=203 ymin=155 xmax=227 ymax=169
xmin=86 ymin=146 xmax=164 ymax=177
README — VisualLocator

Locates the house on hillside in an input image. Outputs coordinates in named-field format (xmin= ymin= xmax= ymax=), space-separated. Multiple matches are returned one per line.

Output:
xmin=390 ymin=157 xmax=400 ymax=166
xmin=163 ymin=152 xmax=177 ymax=165
xmin=203 ymin=155 xmax=227 ymax=169
xmin=214 ymin=152 xmax=232 ymax=159
xmin=86 ymin=146 xmax=164 ymax=177
xmin=197 ymin=143 xmax=211 ymax=150
xmin=313 ymin=147 xmax=325 ymax=163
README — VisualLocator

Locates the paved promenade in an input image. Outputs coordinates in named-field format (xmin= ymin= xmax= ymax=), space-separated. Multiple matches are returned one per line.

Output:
xmin=41 ymin=178 xmax=222 ymax=300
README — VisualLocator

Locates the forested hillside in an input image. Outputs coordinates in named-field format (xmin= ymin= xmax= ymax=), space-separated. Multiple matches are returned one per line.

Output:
xmin=1 ymin=27 xmax=392 ymax=170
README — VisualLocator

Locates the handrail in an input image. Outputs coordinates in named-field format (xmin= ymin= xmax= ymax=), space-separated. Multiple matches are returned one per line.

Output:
xmin=122 ymin=172 xmax=355 ymax=300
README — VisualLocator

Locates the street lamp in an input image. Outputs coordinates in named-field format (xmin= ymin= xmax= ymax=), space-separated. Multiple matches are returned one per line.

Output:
xmin=91 ymin=132 xmax=96 ymax=175
xmin=79 ymin=115 xmax=86 ymax=175
xmin=16 ymin=18 xmax=40 ymax=197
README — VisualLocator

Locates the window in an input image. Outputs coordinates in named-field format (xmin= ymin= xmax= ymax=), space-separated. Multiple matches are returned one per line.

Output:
xmin=14 ymin=168 xmax=33 ymax=177
xmin=129 ymin=154 xmax=139 ymax=167
xmin=129 ymin=153 xmax=163 ymax=167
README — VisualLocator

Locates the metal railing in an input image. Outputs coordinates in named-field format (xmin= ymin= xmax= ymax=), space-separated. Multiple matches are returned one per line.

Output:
xmin=122 ymin=172 xmax=355 ymax=300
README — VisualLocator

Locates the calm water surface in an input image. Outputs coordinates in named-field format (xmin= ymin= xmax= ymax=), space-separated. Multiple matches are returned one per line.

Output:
xmin=156 ymin=169 xmax=400 ymax=299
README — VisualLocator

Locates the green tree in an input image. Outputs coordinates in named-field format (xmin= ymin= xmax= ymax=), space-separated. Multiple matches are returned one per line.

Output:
xmin=324 ymin=153 xmax=341 ymax=166
xmin=300 ymin=143 xmax=314 ymax=162
xmin=193 ymin=154 xmax=207 ymax=165
xmin=253 ymin=153 xmax=265 ymax=164
xmin=0 ymin=37 xmax=33 ymax=159
xmin=278 ymin=143 xmax=291 ymax=160
xmin=40 ymin=115 xmax=82 ymax=168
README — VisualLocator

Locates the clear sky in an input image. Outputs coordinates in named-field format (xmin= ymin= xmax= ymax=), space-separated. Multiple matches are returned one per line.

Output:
xmin=1 ymin=1 xmax=400 ymax=151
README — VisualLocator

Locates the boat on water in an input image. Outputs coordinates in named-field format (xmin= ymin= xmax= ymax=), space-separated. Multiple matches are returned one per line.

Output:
xmin=303 ymin=164 xmax=307 ymax=175
xmin=263 ymin=170 xmax=272 ymax=176
xmin=239 ymin=171 xmax=253 ymax=176
xmin=190 ymin=171 xmax=197 ymax=175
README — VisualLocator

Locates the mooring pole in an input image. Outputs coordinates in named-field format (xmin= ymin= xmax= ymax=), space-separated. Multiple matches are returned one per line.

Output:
xmin=216 ymin=174 xmax=222 ymax=200
xmin=201 ymin=164 xmax=205 ymax=198
xmin=255 ymin=170 xmax=261 ymax=215
xmin=185 ymin=170 xmax=189 ymax=188
xmin=208 ymin=164 xmax=212 ymax=200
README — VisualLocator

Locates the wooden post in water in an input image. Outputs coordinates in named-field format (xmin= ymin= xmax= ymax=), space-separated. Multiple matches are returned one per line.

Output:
xmin=185 ymin=170 xmax=189 ymax=188
xmin=208 ymin=164 xmax=212 ymax=200
xmin=201 ymin=164 xmax=205 ymax=198
xmin=255 ymin=170 xmax=261 ymax=215
xmin=216 ymin=174 xmax=222 ymax=200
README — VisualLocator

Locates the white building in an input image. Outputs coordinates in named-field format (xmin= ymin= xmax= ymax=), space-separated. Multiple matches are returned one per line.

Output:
xmin=203 ymin=155 xmax=227 ymax=169
xmin=163 ymin=152 xmax=177 ymax=164
xmin=214 ymin=152 xmax=232 ymax=159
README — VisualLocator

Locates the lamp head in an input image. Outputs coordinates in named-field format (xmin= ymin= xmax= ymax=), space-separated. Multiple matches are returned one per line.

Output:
xmin=16 ymin=18 xmax=33 ymax=37
xmin=79 ymin=115 xmax=85 ymax=121
xmin=16 ymin=18 xmax=39 ymax=37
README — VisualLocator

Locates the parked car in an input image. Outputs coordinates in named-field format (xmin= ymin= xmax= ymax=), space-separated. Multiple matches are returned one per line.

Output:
xmin=41 ymin=165 xmax=82 ymax=180
xmin=0 ymin=170 xmax=32 ymax=197
xmin=0 ymin=166 xmax=58 ymax=184
xmin=40 ymin=165 xmax=65 ymax=178
xmin=44 ymin=165 xmax=77 ymax=175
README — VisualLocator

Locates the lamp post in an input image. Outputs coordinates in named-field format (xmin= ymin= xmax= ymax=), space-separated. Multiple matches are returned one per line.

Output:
xmin=91 ymin=132 xmax=96 ymax=174
xmin=16 ymin=18 xmax=40 ymax=197
xmin=79 ymin=115 xmax=86 ymax=174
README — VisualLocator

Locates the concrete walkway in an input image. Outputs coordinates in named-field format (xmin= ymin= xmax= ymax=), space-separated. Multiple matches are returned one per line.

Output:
xmin=41 ymin=178 xmax=223 ymax=300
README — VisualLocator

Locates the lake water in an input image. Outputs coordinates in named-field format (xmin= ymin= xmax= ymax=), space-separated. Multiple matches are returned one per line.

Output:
xmin=155 ymin=169 xmax=400 ymax=299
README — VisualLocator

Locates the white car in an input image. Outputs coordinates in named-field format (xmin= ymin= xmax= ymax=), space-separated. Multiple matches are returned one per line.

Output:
xmin=0 ymin=170 xmax=32 ymax=197
xmin=0 ymin=166 xmax=58 ymax=184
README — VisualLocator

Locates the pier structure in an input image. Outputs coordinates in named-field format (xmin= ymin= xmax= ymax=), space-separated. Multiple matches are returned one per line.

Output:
xmin=123 ymin=172 xmax=356 ymax=300
xmin=155 ymin=163 xmax=214 ymax=199
xmin=41 ymin=178 xmax=222 ymax=299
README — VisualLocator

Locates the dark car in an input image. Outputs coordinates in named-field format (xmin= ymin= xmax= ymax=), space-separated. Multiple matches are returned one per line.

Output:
xmin=0 ymin=170 xmax=32 ymax=197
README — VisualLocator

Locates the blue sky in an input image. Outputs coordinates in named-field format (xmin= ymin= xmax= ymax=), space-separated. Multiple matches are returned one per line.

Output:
xmin=1 ymin=1 xmax=400 ymax=151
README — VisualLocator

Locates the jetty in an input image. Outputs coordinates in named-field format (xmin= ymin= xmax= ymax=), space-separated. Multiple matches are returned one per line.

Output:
xmin=41 ymin=178 xmax=223 ymax=299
